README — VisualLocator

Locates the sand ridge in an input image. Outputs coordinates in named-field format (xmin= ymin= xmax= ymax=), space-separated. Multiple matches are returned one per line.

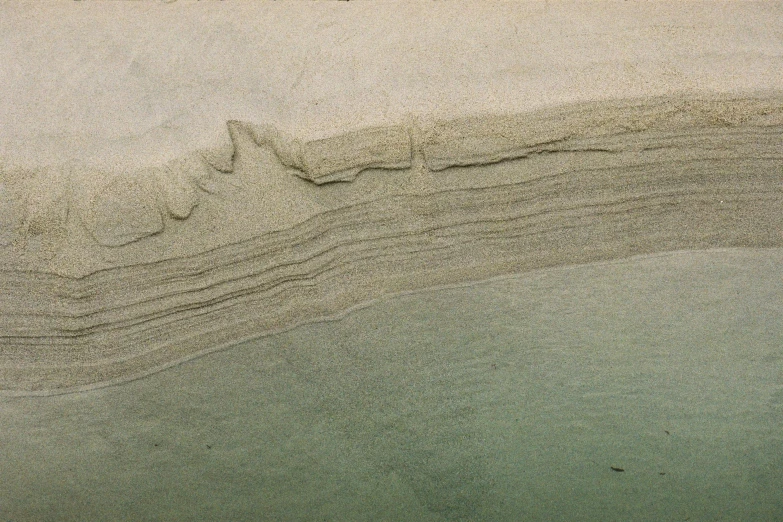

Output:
xmin=1 ymin=95 xmax=781 ymax=270
xmin=0 ymin=1 xmax=782 ymax=394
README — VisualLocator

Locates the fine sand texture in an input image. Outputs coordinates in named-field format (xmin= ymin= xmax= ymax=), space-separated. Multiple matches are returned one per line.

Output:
xmin=1 ymin=1 xmax=782 ymax=394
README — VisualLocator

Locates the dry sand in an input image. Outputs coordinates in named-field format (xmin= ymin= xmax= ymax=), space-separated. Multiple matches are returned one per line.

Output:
xmin=1 ymin=1 xmax=781 ymax=394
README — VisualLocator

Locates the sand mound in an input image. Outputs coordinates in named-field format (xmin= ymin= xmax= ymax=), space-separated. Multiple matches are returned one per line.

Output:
xmin=1 ymin=1 xmax=781 ymax=394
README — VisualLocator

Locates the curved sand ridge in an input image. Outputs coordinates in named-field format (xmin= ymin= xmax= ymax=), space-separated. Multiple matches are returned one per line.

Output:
xmin=1 ymin=94 xmax=782 ymax=395
xmin=1 ymin=1 xmax=782 ymax=394
xmin=3 ymin=96 xmax=782 ymax=259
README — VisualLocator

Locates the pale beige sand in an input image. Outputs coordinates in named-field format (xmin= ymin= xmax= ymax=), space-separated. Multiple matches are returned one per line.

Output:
xmin=1 ymin=249 xmax=781 ymax=520
xmin=0 ymin=1 xmax=782 ymax=394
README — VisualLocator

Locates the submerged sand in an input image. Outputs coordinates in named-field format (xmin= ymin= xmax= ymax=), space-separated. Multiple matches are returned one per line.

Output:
xmin=0 ymin=2 xmax=781 ymax=393
xmin=1 ymin=249 xmax=781 ymax=520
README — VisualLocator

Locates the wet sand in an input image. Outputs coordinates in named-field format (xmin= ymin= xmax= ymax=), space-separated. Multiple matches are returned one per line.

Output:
xmin=1 ymin=248 xmax=781 ymax=521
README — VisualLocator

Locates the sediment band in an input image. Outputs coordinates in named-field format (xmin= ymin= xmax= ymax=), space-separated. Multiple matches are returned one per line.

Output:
xmin=2 ymin=1 xmax=783 ymax=394
xmin=1 ymin=94 xmax=781 ymax=394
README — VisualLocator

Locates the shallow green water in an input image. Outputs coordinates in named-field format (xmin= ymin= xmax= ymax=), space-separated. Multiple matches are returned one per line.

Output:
xmin=2 ymin=249 xmax=782 ymax=521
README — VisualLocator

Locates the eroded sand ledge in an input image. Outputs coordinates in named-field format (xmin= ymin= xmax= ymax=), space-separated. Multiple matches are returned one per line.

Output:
xmin=1 ymin=1 xmax=782 ymax=394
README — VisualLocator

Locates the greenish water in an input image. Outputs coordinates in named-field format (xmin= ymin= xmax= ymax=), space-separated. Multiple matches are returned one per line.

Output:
xmin=1 ymin=249 xmax=782 ymax=521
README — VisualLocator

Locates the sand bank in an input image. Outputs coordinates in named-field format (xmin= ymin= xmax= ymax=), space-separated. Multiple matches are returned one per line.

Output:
xmin=0 ymin=1 xmax=781 ymax=394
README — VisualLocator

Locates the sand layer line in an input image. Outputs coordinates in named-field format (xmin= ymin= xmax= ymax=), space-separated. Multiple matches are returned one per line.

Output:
xmin=1 ymin=95 xmax=781 ymax=254
xmin=1 ymin=94 xmax=782 ymax=393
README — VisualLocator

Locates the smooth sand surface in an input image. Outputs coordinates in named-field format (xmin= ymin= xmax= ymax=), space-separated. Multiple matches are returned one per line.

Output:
xmin=1 ymin=249 xmax=781 ymax=521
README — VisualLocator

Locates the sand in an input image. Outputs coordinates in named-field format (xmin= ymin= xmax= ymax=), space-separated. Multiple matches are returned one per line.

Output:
xmin=0 ymin=1 xmax=782 ymax=519
xmin=1 ymin=1 xmax=781 ymax=394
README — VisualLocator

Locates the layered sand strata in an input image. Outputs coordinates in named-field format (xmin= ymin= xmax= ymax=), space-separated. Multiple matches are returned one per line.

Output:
xmin=0 ymin=1 xmax=781 ymax=394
